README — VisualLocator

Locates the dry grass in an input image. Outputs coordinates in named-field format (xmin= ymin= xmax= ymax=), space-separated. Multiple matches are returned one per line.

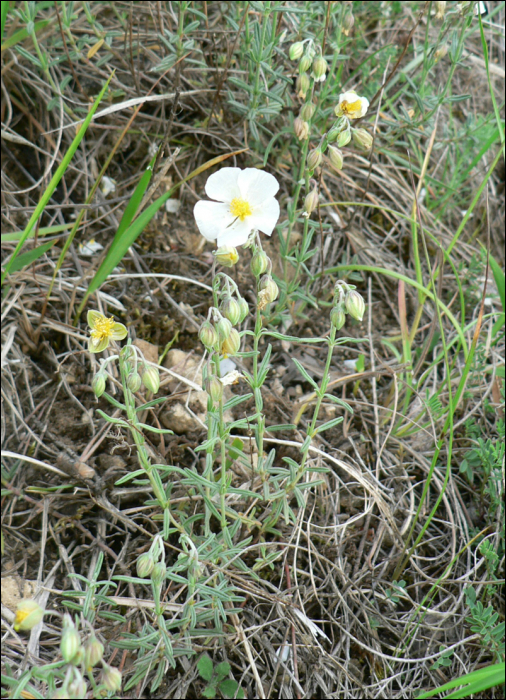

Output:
xmin=1 ymin=2 xmax=504 ymax=698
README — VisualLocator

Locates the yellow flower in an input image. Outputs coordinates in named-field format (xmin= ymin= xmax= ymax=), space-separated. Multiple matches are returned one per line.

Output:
xmin=334 ymin=91 xmax=369 ymax=120
xmin=87 ymin=310 xmax=127 ymax=353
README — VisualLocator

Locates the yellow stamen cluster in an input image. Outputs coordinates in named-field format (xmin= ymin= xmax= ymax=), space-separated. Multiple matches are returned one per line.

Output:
xmin=229 ymin=198 xmax=252 ymax=221
xmin=337 ymin=98 xmax=363 ymax=118
xmin=90 ymin=315 xmax=115 ymax=346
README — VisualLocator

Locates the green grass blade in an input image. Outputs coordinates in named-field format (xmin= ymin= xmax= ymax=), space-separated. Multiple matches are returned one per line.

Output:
xmin=1 ymin=223 xmax=73 ymax=243
xmin=489 ymin=253 xmax=505 ymax=313
xmin=1 ymin=73 xmax=113 ymax=285
xmin=6 ymin=240 xmax=57 ymax=273
xmin=415 ymin=662 xmax=505 ymax=699
xmin=110 ymin=153 xmax=157 ymax=248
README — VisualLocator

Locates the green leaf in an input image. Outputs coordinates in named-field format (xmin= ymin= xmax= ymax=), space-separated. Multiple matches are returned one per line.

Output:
xmin=214 ymin=661 xmax=230 ymax=680
xmin=202 ymin=685 xmax=217 ymax=699
xmin=219 ymin=679 xmax=244 ymax=699
xmin=5 ymin=239 xmax=57 ymax=273
xmin=291 ymin=358 xmax=318 ymax=390
xmin=489 ymin=254 xmax=505 ymax=313
xmin=197 ymin=655 xmax=214 ymax=682
xmin=265 ymin=424 xmax=296 ymax=432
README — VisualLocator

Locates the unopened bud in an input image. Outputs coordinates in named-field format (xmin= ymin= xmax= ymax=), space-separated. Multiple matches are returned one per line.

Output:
xmin=345 ymin=290 xmax=365 ymax=322
xmin=237 ymin=297 xmax=249 ymax=323
xmin=342 ymin=10 xmax=355 ymax=35
xmin=352 ymin=128 xmax=373 ymax=151
xmin=141 ymin=365 xmax=160 ymax=394
xmin=434 ymin=44 xmax=448 ymax=63
xmin=214 ymin=246 xmax=239 ymax=267
xmin=251 ymin=249 xmax=269 ymax=277
xmin=13 ymin=599 xmax=44 ymax=631
xmin=84 ymin=637 xmax=104 ymax=670
xmin=151 ymin=561 xmax=167 ymax=586
xmin=303 ymin=187 xmax=319 ymax=215
xmin=221 ymin=297 xmax=241 ymax=326
xmin=102 ymin=665 xmax=122 ymax=693
xmin=61 ymin=622 xmax=81 ymax=664
xmin=312 ymin=55 xmax=328 ymax=82
xmin=307 ymin=147 xmax=323 ymax=171
xmin=296 ymin=73 xmax=310 ymax=99
xmin=221 ymin=328 xmax=241 ymax=356
xmin=216 ymin=316 xmax=232 ymax=340
xmin=127 ymin=372 xmax=141 ymax=393
xmin=300 ymin=102 xmax=316 ymax=121
xmin=299 ymin=54 xmax=312 ymax=74
xmin=328 ymin=146 xmax=344 ymax=171
xmin=336 ymin=126 xmax=351 ymax=147
xmin=327 ymin=126 xmax=340 ymax=143
xmin=205 ymin=376 xmax=223 ymax=403
xmin=289 ymin=41 xmax=304 ymax=61
xmin=136 ymin=552 xmax=155 ymax=578
xmin=67 ymin=673 xmax=87 ymax=700
xmin=294 ymin=117 xmax=309 ymax=141
xmin=199 ymin=320 xmax=218 ymax=350
xmin=260 ymin=275 xmax=279 ymax=304
xmin=435 ymin=1 xmax=446 ymax=20
xmin=92 ymin=372 xmax=106 ymax=398
xmin=330 ymin=306 xmax=346 ymax=330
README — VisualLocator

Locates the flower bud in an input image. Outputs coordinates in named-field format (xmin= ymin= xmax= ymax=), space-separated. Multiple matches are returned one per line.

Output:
xmin=92 ymin=372 xmax=106 ymax=398
xmin=151 ymin=561 xmax=167 ymax=586
xmin=312 ymin=55 xmax=328 ymax=82
xmin=299 ymin=53 xmax=312 ymax=74
xmin=251 ymin=250 xmax=269 ymax=277
xmin=342 ymin=10 xmax=355 ymax=35
xmin=61 ymin=623 xmax=81 ymax=664
xmin=289 ymin=41 xmax=304 ymax=61
xmin=84 ymin=637 xmax=104 ymax=669
xmin=435 ymin=1 xmax=446 ymax=20
xmin=136 ymin=552 xmax=155 ymax=578
xmin=199 ymin=320 xmax=218 ymax=350
xmin=294 ymin=117 xmax=309 ymax=141
xmin=127 ymin=371 xmax=141 ymax=393
xmin=336 ymin=126 xmax=351 ymax=147
xmin=260 ymin=275 xmax=279 ymax=304
xmin=330 ymin=306 xmax=346 ymax=330
xmin=141 ymin=365 xmax=160 ymax=394
xmin=345 ymin=290 xmax=365 ymax=322
xmin=300 ymin=102 xmax=316 ymax=121
xmin=221 ymin=328 xmax=241 ymax=356
xmin=214 ymin=246 xmax=238 ymax=267
xmin=221 ymin=296 xmax=241 ymax=326
xmin=296 ymin=73 xmax=310 ymax=99
xmin=216 ymin=316 xmax=232 ymax=341
xmin=102 ymin=665 xmax=122 ymax=693
xmin=13 ymin=599 xmax=44 ymax=631
xmin=328 ymin=146 xmax=344 ymax=171
xmin=238 ymin=297 xmax=249 ymax=323
xmin=434 ymin=44 xmax=448 ymax=63
xmin=205 ymin=376 xmax=223 ymax=403
xmin=303 ymin=186 xmax=319 ymax=215
xmin=352 ymin=128 xmax=373 ymax=151
xmin=327 ymin=125 xmax=340 ymax=142
xmin=307 ymin=147 xmax=323 ymax=171
xmin=67 ymin=672 xmax=87 ymax=700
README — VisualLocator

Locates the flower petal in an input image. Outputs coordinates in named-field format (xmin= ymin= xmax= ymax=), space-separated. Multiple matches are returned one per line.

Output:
xmin=88 ymin=336 xmax=110 ymax=353
xmin=237 ymin=168 xmax=279 ymax=206
xmin=111 ymin=323 xmax=128 ymax=340
xmin=87 ymin=309 xmax=103 ymax=330
xmin=205 ymin=168 xmax=242 ymax=202
xmin=194 ymin=201 xmax=235 ymax=241
xmin=216 ymin=218 xmax=252 ymax=248
xmin=251 ymin=197 xmax=280 ymax=236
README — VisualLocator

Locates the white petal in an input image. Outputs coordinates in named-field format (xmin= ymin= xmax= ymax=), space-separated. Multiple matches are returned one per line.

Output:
xmin=194 ymin=201 xmax=235 ymax=241
xmin=205 ymin=168 xmax=242 ymax=202
xmin=238 ymin=168 xmax=279 ymax=206
xmin=216 ymin=218 xmax=252 ymax=247
xmin=251 ymin=197 xmax=280 ymax=236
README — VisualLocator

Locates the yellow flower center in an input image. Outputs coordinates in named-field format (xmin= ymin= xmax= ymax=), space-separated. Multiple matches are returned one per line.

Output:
xmin=340 ymin=98 xmax=362 ymax=117
xmin=91 ymin=315 xmax=115 ymax=344
xmin=229 ymin=198 xmax=252 ymax=221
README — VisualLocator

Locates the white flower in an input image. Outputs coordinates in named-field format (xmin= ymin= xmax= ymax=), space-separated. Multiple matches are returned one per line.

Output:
xmin=335 ymin=91 xmax=369 ymax=120
xmin=194 ymin=168 xmax=280 ymax=248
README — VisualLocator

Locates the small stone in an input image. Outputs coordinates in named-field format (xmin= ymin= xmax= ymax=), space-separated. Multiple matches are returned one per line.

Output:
xmin=134 ymin=339 xmax=159 ymax=365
